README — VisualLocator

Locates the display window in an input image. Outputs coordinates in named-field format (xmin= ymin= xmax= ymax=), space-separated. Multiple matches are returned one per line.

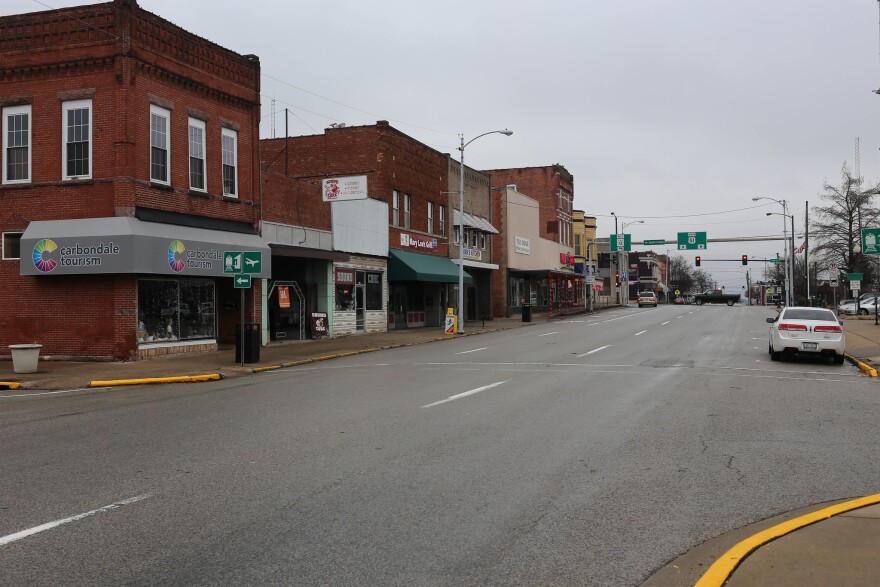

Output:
xmin=138 ymin=278 xmax=215 ymax=343
xmin=365 ymin=272 xmax=383 ymax=310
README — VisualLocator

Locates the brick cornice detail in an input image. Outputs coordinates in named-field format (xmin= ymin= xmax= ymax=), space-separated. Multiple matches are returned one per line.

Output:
xmin=57 ymin=88 xmax=96 ymax=101
xmin=0 ymin=95 xmax=33 ymax=107
xmin=147 ymin=93 xmax=174 ymax=110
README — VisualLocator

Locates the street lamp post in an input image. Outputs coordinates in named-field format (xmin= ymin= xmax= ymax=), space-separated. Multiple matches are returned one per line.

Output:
xmin=457 ymin=129 xmax=512 ymax=333
xmin=754 ymin=196 xmax=792 ymax=305
xmin=619 ymin=220 xmax=644 ymax=304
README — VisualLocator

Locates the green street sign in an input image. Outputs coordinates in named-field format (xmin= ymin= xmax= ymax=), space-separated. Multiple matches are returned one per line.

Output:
xmin=234 ymin=274 xmax=252 ymax=289
xmin=242 ymin=251 xmax=262 ymax=273
xmin=643 ymin=239 xmax=665 ymax=245
xmin=677 ymin=231 xmax=707 ymax=250
xmin=610 ymin=233 xmax=632 ymax=252
xmin=223 ymin=252 xmax=242 ymax=274
xmin=862 ymin=228 xmax=880 ymax=255
xmin=769 ymin=259 xmax=780 ymax=263
xmin=848 ymin=272 xmax=863 ymax=282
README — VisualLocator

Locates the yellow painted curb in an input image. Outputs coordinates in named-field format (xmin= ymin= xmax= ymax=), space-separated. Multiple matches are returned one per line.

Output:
xmin=846 ymin=354 xmax=878 ymax=377
xmin=695 ymin=493 xmax=880 ymax=587
xmin=0 ymin=381 xmax=21 ymax=390
xmin=251 ymin=365 xmax=281 ymax=373
xmin=89 ymin=374 xmax=221 ymax=387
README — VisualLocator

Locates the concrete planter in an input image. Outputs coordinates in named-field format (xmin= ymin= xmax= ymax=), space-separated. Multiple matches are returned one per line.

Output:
xmin=9 ymin=344 xmax=42 ymax=374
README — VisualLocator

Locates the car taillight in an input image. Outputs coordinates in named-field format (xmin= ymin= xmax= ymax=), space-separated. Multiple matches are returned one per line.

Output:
xmin=778 ymin=323 xmax=808 ymax=331
xmin=813 ymin=325 xmax=843 ymax=333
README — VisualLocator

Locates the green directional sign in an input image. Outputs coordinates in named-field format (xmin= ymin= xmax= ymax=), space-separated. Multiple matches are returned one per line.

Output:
xmin=677 ymin=231 xmax=707 ymax=250
xmin=609 ymin=233 xmax=631 ymax=252
xmin=223 ymin=252 xmax=242 ymax=274
xmin=242 ymin=251 xmax=262 ymax=273
xmin=769 ymin=259 xmax=780 ymax=263
xmin=862 ymin=228 xmax=880 ymax=255
xmin=848 ymin=272 xmax=863 ymax=282
xmin=233 ymin=274 xmax=252 ymax=289
xmin=643 ymin=239 xmax=665 ymax=245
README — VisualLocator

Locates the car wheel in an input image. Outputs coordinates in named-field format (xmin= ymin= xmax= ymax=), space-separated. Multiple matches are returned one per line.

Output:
xmin=859 ymin=308 xmax=869 ymax=315
xmin=695 ymin=299 xmax=704 ymax=306
xmin=833 ymin=354 xmax=845 ymax=365
xmin=769 ymin=342 xmax=782 ymax=361
xmin=726 ymin=299 xmax=735 ymax=306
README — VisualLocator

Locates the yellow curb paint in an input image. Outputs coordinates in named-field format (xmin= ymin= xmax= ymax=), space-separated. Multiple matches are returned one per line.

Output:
xmin=0 ymin=382 xmax=21 ymax=390
xmin=845 ymin=355 xmax=878 ymax=377
xmin=695 ymin=493 xmax=880 ymax=587
xmin=252 ymin=365 xmax=281 ymax=373
xmin=89 ymin=374 xmax=221 ymax=387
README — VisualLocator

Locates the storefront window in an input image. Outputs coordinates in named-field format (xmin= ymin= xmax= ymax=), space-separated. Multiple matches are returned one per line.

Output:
xmin=138 ymin=278 xmax=215 ymax=344
xmin=366 ymin=272 xmax=383 ymax=310
xmin=336 ymin=283 xmax=354 ymax=310
xmin=538 ymin=279 xmax=549 ymax=306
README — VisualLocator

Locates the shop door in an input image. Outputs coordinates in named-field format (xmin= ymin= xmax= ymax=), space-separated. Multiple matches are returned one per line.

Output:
xmin=355 ymin=284 xmax=365 ymax=332
xmin=467 ymin=285 xmax=477 ymax=321
xmin=392 ymin=284 xmax=408 ymax=329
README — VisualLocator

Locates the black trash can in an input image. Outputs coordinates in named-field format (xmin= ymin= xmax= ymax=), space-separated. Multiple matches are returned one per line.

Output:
xmin=522 ymin=304 xmax=532 ymax=323
xmin=235 ymin=322 xmax=261 ymax=363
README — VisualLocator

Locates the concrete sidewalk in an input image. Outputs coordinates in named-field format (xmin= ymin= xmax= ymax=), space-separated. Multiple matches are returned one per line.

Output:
xmin=0 ymin=312 xmax=557 ymax=390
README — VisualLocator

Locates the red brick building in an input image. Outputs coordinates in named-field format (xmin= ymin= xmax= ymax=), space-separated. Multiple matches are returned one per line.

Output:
xmin=261 ymin=121 xmax=497 ymax=330
xmin=485 ymin=165 xmax=577 ymax=317
xmin=0 ymin=0 xmax=267 ymax=361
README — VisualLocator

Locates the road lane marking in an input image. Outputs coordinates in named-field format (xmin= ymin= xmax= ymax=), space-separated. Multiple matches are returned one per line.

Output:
xmin=539 ymin=332 xmax=559 ymax=337
xmin=634 ymin=330 xmax=648 ymax=336
xmin=577 ymin=345 xmax=611 ymax=357
xmin=661 ymin=321 xmax=670 ymax=325
xmin=676 ymin=315 xmax=683 ymax=319
xmin=421 ymin=381 xmax=507 ymax=408
xmin=0 ymin=494 xmax=151 ymax=546
xmin=0 ymin=388 xmax=112 ymax=399
xmin=456 ymin=347 xmax=487 ymax=355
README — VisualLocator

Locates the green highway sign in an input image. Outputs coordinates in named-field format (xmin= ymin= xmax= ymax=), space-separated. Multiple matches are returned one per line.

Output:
xmin=862 ymin=228 xmax=880 ymax=255
xmin=643 ymin=239 xmax=665 ymax=245
xmin=242 ymin=251 xmax=262 ymax=273
xmin=848 ymin=272 xmax=863 ymax=281
xmin=769 ymin=259 xmax=780 ymax=263
xmin=677 ymin=231 xmax=707 ymax=250
xmin=224 ymin=252 xmax=242 ymax=273
xmin=234 ymin=274 xmax=252 ymax=288
xmin=610 ymin=233 xmax=632 ymax=252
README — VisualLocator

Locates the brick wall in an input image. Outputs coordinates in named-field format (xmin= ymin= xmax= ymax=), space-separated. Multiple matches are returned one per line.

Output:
xmin=483 ymin=165 xmax=574 ymax=241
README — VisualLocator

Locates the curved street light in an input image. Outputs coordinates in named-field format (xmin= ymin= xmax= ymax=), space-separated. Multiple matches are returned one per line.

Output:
xmin=457 ymin=129 xmax=512 ymax=333
xmin=755 ymin=196 xmax=793 ymax=306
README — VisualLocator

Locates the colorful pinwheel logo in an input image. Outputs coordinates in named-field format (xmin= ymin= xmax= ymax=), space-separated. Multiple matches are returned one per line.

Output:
xmin=168 ymin=240 xmax=185 ymax=272
xmin=33 ymin=239 xmax=58 ymax=272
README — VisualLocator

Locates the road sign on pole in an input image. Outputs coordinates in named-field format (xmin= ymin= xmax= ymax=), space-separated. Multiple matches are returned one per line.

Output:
xmin=609 ymin=233 xmax=631 ymax=252
xmin=234 ymin=274 xmax=252 ymax=288
xmin=862 ymin=228 xmax=880 ymax=255
xmin=677 ymin=232 xmax=707 ymax=250
xmin=642 ymin=239 xmax=665 ymax=245
xmin=223 ymin=252 xmax=242 ymax=273
xmin=242 ymin=251 xmax=262 ymax=273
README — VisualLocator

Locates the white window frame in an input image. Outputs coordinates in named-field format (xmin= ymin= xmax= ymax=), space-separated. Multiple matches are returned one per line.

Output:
xmin=62 ymin=99 xmax=92 ymax=180
xmin=471 ymin=230 xmax=478 ymax=247
xmin=427 ymin=202 xmax=434 ymax=234
xmin=404 ymin=194 xmax=411 ymax=229
xmin=2 ymin=231 xmax=23 ymax=260
xmin=188 ymin=117 xmax=207 ymax=192
xmin=150 ymin=104 xmax=171 ymax=185
xmin=221 ymin=127 xmax=238 ymax=197
xmin=454 ymin=225 xmax=460 ymax=244
xmin=439 ymin=205 xmax=445 ymax=236
xmin=480 ymin=233 xmax=487 ymax=250
xmin=392 ymin=191 xmax=400 ymax=226
xmin=3 ymin=105 xmax=31 ymax=184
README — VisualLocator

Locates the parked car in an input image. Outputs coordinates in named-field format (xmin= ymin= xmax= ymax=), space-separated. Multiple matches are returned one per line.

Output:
xmin=637 ymin=291 xmax=658 ymax=308
xmin=767 ymin=306 xmax=845 ymax=364
xmin=839 ymin=292 xmax=880 ymax=315
xmin=673 ymin=297 xmax=685 ymax=305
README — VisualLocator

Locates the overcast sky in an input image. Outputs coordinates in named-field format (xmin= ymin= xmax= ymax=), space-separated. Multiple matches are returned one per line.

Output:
xmin=7 ymin=0 xmax=880 ymax=289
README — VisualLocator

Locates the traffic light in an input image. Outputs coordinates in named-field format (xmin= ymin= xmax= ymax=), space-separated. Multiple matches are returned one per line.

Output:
xmin=615 ymin=273 xmax=620 ymax=286
xmin=695 ymin=256 xmax=701 ymax=267
xmin=742 ymin=254 xmax=748 ymax=266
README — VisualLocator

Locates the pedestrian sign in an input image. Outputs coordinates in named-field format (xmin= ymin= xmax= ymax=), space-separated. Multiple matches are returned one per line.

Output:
xmin=234 ymin=274 xmax=251 ymax=288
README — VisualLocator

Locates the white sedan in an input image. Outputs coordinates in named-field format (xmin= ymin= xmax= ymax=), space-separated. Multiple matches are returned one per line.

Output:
xmin=767 ymin=307 xmax=846 ymax=364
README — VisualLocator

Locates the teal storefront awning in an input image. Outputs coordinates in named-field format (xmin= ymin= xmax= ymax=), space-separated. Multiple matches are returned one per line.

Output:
xmin=388 ymin=250 xmax=472 ymax=284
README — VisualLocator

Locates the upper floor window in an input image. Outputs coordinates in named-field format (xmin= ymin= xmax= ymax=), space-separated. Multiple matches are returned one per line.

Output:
xmin=188 ymin=118 xmax=206 ymax=192
xmin=427 ymin=202 xmax=434 ymax=234
xmin=454 ymin=225 xmax=461 ymax=244
xmin=2 ymin=232 xmax=22 ymax=260
xmin=3 ymin=105 xmax=30 ymax=184
xmin=150 ymin=105 xmax=170 ymax=184
xmin=471 ymin=230 xmax=478 ymax=247
xmin=480 ymin=233 xmax=487 ymax=249
xmin=439 ymin=205 xmax=445 ymax=236
xmin=63 ymin=99 xmax=91 ymax=180
xmin=221 ymin=128 xmax=237 ymax=197
xmin=404 ymin=194 xmax=411 ymax=228
xmin=392 ymin=191 xmax=400 ymax=226
xmin=575 ymin=234 xmax=582 ymax=255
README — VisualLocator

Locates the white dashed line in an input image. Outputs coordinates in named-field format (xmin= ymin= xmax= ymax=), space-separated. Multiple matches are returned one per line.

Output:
xmin=0 ymin=494 xmax=151 ymax=546
xmin=421 ymin=381 xmax=507 ymax=408
xmin=661 ymin=321 xmax=670 ymax=325
xmin=539 ymin=332 xmax=559 ymax=337
xmin=634 ymin=330 xmax=648 ymax=336
xmin=456 ymin=347 xmax=487 ymax=355
xmin=577 ymin=345 xmax=610 ymax=357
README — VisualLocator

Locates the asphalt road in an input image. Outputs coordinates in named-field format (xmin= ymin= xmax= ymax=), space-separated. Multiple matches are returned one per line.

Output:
xmin=2 ymin=304 xmax=878 ymax=586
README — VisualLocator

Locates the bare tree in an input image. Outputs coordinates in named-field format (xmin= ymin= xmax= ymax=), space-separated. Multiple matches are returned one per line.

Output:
xmin=811 ymin=163 xmax=880 ymax=288
xmin=667 ymin=254 xmax=694 ymax=293
xmin=692 ymin=268 xmax=714 ymax=292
